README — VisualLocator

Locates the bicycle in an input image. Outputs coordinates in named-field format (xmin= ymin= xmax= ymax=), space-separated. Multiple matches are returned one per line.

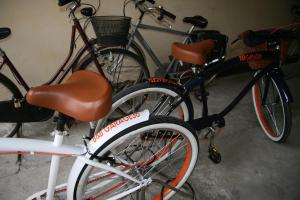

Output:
xmin=279 ymin=6 xmax=300 ymax=79
xmin=74 ymin=0 xmax=228 ymax=82
xmin=94 ymin=24 xmax=300 ymax=163
xmin=0 ymin=0 xmax=149 ymax=137
xmin=0 ymin=69 xmax=199 ymax=200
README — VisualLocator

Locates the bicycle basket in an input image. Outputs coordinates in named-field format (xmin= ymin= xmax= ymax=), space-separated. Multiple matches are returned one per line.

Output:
xmin=91 ymin=16 xmax=131 ymax=46
xmin=243 ymin=40 xmax=289 ymax=70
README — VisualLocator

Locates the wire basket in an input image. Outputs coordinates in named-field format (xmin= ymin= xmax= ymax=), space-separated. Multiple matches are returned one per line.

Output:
xmin=91 ymin=16 xmax=131 ymax=46
xmin=243 ymin=40 xmax=289 ymax=70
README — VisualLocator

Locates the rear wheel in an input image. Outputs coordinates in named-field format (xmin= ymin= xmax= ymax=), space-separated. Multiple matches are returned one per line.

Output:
xmin=72 ymin=117 xmax=199 ymax=200
xmin=252 ymin=75 xmax=292 ymax=142
xmin=0 ymin=73 xmax=23 ymax=137
xmin=78 ymin=48 xmax=150 ymax=93
xmin=95 ymin=82 xmax=194 ymax=132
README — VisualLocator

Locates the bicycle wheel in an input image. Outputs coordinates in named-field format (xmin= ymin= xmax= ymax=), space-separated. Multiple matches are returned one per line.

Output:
xmin=0 ymin=73 xmax=23 ymax=137
xmin=78 ymin=48 xmax=150 ymax=93
xmin=72 ymin=116 xmax=199 ymax=200
xmin=95 ymin=82 xmax=194 ymax=132
xmin=252 ymin=75 xmax=292 ymax=142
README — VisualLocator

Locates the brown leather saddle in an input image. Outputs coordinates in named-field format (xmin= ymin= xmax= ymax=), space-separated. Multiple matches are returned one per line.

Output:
xmin=172 ymin=39 xmax=216 ymax=65
xmin=26 ymin=71 xmax=112 ymax=122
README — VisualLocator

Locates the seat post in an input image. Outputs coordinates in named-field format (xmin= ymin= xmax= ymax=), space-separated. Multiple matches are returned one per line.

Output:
xmin=46 ymin=114 xmax=68 ymax=200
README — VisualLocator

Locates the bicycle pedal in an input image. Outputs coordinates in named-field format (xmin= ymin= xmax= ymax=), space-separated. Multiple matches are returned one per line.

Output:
xmin=208 ymin=146 xmax=221 ymax=164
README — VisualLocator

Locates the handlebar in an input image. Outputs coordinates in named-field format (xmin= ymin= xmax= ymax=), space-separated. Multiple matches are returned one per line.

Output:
xmin=58 ymin=0 xmax=81 ymax=7
xmin=146 ymin=0 xmax=155 ymax=4
xmin=159 ymin=6 xmax=176 ymax=20
xmin=58 ymin=0 xmax=74 ymax=6
xmin=134 ymin=0 xmax=176 ymax=21
xmin=232 ymin=23 xmax=300 ymax=46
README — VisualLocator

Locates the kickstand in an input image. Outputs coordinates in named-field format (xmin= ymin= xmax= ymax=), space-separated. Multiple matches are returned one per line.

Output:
xmin=207 ymin=127 xmax=222 ymax=164
xmin=16 ymin=124 xmax=23 ymax=172
xmin=152 ymin=179 xmax=196 ymax=199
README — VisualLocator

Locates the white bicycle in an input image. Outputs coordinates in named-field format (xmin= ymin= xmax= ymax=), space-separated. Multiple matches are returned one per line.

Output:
xmin=0 ymin=70 xmax=199 ymax=200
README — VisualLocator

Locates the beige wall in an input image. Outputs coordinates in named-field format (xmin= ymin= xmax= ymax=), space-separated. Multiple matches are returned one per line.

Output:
xmin=0 ymin=0 xmax=295 ymax=88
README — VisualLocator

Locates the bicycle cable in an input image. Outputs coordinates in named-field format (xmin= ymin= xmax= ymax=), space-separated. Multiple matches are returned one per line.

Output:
xmin=73 ymin=0 xmax=102 ymax=45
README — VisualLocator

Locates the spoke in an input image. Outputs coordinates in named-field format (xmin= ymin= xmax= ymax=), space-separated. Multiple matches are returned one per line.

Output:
xmin=150 ymin=95 xmax=169 ymax=115
xmin=115 ymin=137 xmax=143 ymax=163
xmin=114 ymin=131 xmax=184 ymax=177
xmin=115 ymin=138 xmax=188 ymax=190
xmin=156 ymin=96 xmax=176 ymax=116
xmin=139 ymin=135 xmax=184 ymax=176
xmin=143 ymin=141 xmax=188 ymax=179
xmin=91 ymin=181 xmax=127 ymax=200
xmin=265 ymin=106 xmax=281 ymax=135
xmin=87 ymin=129 xmax=189 ymax=200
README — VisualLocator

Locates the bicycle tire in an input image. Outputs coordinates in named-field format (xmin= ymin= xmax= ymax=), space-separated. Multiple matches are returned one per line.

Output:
xmin=71 ymin=116 xmax=199 ymax=200
xmin=0 ymin=73 xmax=23 ymax=137
xmin=252 ymin=75 xmax=292 ymax=142
xmin=128 ymin=40 xmax=147 ymax=66
xmin=95 ymin=81 xmax=194 ymax=132
xmin=78 ymin=48 xmax=150 ymax=93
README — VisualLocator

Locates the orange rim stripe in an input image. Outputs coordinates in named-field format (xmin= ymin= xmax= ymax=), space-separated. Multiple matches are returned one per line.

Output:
xmin=254 ymin=82 xmax=274 ymax=136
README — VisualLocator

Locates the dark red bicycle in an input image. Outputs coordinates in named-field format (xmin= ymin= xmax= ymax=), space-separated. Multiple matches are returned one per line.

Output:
xmin=0 ymin=0 xmax=149 ymax=137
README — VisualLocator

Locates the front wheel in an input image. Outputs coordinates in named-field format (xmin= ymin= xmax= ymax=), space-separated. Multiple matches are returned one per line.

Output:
xmin=252 ymin=75 xmax=292 ymax=142
xmin=77 ymin=48 xmax=150 ymax=93
xmin=70 ymin=117 xmax=199 ymax=200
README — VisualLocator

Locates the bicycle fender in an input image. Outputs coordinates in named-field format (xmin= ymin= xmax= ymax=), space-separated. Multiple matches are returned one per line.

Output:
xmin=269 ymin=68 xmax=294 ymax=103
xmin=145 ymin=77 xmax=186 ymax=91
xmin=67 ymin=110 xmax=149 ymax=199
xmin=146 ymin=77 xmax=177 ymax=85
xmin=87 ymin=110 xmax=150 ymax=154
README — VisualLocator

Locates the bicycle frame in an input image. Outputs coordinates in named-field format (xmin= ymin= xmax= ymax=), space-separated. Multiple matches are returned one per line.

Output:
xmin=122 ymin=16 xmax=195 ymax=76
xmin=0 ymin=6 xmax=106 ymax=124
xmin=157 ymin=49 xmax=293 ymax=129
xmin=0 ymin=11 xmax=103 ymax=92
xmin=0 ymin=110 xmax=150 ymax=200
xmin=133 ymin=23 xmax=193 ymax=75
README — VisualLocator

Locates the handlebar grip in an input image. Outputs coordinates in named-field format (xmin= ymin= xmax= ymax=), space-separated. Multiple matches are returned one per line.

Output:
xmin=146 ymin=0 xmax=155 ymax=4
xmin=161 ymin=8 xmax=176 ymax=20
xmin=58 ymin=0 xmax=73 ymax=6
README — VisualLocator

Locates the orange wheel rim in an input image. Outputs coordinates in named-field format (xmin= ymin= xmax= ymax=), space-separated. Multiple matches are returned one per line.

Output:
xmin=254 ymin=82 xmax=274 ymax=136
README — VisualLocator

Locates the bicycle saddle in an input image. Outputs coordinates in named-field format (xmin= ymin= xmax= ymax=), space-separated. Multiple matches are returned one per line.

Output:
xmin=239 ymin=30 xmax=273 ymax=47
xmin=0 ymin=27 xmax=11 ymax=40
xmin=172 ymin=39 xmax=216 ymax=65
xmin=26 ymin=71 xmax=112 ymax=122
xmin=183 ymin=16 xmax=208 ymax=28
